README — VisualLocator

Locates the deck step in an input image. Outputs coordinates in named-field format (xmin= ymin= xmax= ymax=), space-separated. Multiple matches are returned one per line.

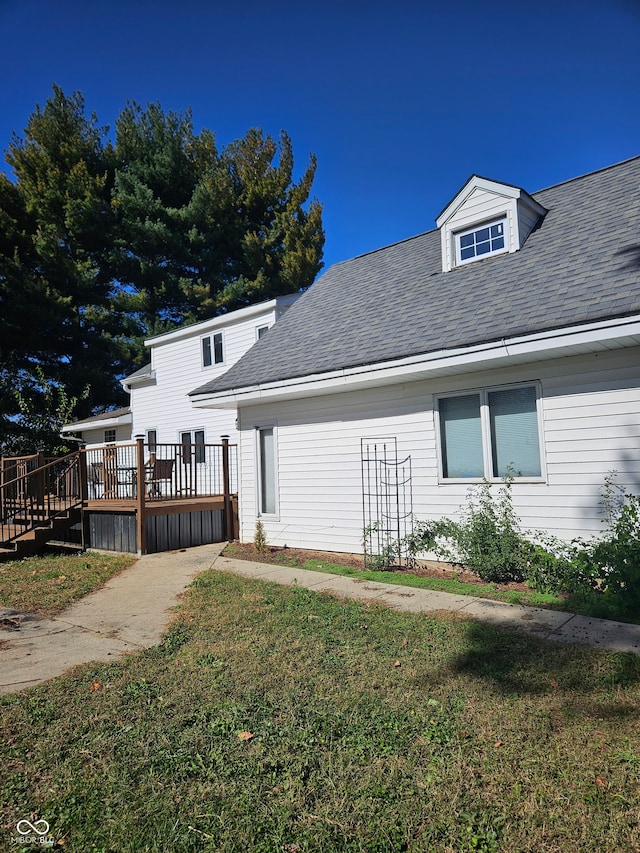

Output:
xmin=0 ymin=508 xmax=82 ymax=561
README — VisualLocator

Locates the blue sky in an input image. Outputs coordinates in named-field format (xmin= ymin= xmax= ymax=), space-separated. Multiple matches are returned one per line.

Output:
xmin=1 ymin=0 xmax=638 ymax=272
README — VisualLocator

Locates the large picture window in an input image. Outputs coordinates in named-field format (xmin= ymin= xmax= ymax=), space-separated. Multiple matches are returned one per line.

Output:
xmin=437 ymin=384 xmax=542 ymax=480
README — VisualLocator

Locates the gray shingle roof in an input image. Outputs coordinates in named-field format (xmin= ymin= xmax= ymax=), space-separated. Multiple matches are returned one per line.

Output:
xmin=66 ymin=406 xmax=131 ymax=427
xmin=123 ymin=363 xmax=152 ymax=382
xmin=190 ymin=156 xmax=640 ymax=398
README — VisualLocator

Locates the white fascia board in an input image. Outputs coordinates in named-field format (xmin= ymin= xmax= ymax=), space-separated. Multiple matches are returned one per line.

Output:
xmin=143 ymin=294 xmax=299 ymax=349
xmin=61 ymin=412 xmax=132 ymax=433
xmin=190 ymin=314 xmax=640 ymax=410
xmin=121 ymin=371 xmax=156 ymax=391
xmin=436 ymin=176 xmax=521 ymax=227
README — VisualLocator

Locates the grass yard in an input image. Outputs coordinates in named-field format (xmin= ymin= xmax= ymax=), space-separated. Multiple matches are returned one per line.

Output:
xmin=0 ymin=550 xmax=137 ymax=617
xmin=223 ymin=543 xmax=567 ymax=609
xmin=223 ymin=543 xmax=640 ymax=624
xmin=2 ymin=567 xmax=640 ymax=852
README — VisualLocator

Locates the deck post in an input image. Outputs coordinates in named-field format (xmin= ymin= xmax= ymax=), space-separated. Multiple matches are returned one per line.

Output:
xmin=135 ymin=435 xmax=147 ymax=555
xmin=221 ymin=435 xmax=234 ymax=541
xmin=78 ymin=446 xmax=90 ymax=550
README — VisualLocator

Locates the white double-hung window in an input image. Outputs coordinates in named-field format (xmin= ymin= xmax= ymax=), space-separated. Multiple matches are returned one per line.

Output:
xmin=436 ymin=384 xmax=543 ymax=481
xmin=202 ymin=332 xmax=223 ymax=367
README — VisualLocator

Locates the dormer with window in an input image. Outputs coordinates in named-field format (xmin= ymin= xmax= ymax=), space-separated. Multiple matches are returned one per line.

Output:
xmin=436 ymin=176 xmax=547 ymax=273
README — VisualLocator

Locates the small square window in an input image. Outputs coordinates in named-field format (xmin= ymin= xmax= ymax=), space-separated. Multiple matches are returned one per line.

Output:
xmin=104 ymin=429 xmax=116 ymax=444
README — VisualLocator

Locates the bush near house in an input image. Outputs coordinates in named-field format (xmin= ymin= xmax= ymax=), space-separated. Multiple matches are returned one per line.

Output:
xmin=375 ymin=473 xmax=640 ymax=622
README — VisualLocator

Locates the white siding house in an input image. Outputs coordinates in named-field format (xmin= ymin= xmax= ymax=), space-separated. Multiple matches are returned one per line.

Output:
xmin=61 ymin=407 xmax=132 ymax=448
xmin=190 ymin=157 xmax=640 ymax=554
xmin=62 ymin=294 xmax=299 ymax=448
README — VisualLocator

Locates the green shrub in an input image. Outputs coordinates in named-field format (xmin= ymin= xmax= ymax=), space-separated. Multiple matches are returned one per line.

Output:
xmin=404 ymin=517 xmax=453 ymax=562
xmin=571 ymin=487 xmax=640 ymax=619
xmin=524 ymin=475 xmax=640 ymax=618
xmin=254 ymin=520 xmax=268 ymax=554
xmin=521 ymin=540 xmax=578 ymax=594
xmin=446 ymin=474 xmax=526 ymax=583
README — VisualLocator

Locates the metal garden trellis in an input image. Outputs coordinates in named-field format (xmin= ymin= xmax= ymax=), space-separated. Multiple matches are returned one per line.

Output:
xmin=361 ymin=437 xmax=413 ymax=568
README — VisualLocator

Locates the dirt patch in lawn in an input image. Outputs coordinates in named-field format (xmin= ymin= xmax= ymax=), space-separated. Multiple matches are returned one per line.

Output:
xmin=224 ymin=542 xmax=532 ymax=594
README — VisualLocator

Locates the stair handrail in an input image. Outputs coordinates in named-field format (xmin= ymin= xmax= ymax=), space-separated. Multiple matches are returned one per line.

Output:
xmin=0 ymin=451 xmax=84 ymax=546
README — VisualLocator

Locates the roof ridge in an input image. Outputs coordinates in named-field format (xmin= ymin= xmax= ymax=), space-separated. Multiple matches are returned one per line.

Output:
xmin=329 ymin=225 xmax=439 ymax=267
xmin=533 ymin=153 xmax=640 ymax=196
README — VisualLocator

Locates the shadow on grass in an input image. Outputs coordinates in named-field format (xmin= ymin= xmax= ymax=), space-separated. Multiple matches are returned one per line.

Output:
xmin=424 ymin=619 xmax=640 ymax=713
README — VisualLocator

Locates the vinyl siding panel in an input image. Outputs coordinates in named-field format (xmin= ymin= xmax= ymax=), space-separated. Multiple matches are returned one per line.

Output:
xmin=130 ymin=307 xmax=282 ymax=446
xmin=238 ymin=346 xmax=640 ymax=554
xmin=517 ymin=202 xmax=541 ymax=245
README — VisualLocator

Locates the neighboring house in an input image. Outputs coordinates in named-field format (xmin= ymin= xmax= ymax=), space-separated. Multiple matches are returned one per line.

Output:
xmin=62 ymin=294 xmax=300 ymax=449
xmin=61 ymin=406 xmax=132 ymax=447
xmin=189 ymin=156 xmax=640 ymax=554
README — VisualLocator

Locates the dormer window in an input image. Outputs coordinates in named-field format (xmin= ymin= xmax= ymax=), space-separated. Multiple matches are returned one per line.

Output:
xmin=436 ymin=175 xmax=547 ymax=273
xmin=456 ymin=219 xmax=507 ymax=265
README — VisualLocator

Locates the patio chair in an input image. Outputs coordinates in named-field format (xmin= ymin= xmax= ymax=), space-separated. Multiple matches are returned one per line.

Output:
xmin=146 ymin=458 xmax=175 ymax=498
xmin=88 ymin=462 xmax=105 ymax=499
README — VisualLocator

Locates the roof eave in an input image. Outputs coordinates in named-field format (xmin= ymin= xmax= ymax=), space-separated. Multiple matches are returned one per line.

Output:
xmin=190 ymin=315 xmax=640 ymax=410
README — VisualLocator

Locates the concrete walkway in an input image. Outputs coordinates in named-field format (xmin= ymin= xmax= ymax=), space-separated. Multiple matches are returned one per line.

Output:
xmin=2 ymin=545 xmax=639 ymax=694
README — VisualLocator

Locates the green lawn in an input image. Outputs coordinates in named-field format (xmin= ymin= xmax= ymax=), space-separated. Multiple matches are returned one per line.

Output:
xmin=222 ymin=543 xmax=564 ymax=607
xmin=0 ymin=551 xmax=136 ymax=617
xmin=2 ymin=568 xmax=639 ymax=852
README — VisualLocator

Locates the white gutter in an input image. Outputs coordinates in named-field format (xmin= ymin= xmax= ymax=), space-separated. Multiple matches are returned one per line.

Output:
xmin=121 ymin=370 xmax=156 ymax=391
xmin=61 ymin=413 xmax=132 ymax=433
xmin=190 ymin=314 xmax=640 ymax=409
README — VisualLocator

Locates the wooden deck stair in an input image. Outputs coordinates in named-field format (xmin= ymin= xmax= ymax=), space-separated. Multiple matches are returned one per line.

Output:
xmin=0 ymin=506 xmax=83 ymax=561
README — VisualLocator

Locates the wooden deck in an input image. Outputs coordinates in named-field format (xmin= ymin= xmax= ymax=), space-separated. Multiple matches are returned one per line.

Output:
xmin=2 ymin=440 xmax=238 ymax=556
xmin=86 ymin=495 xmax=230 ymax=516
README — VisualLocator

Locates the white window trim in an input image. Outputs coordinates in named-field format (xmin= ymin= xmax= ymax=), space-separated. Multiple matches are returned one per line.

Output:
xmin=201 ymin=331 xmax=224 ymax=369
xmin=145 ymin=428 xmax=158 ymax=454
xmin=454 ymin=217 xmax=509 ymax=267
xmin=256 ymin=324 xmax=270 ymax=340
xmin=178 ymin=428 xmax=207 ymax=464
xmin=255 ymin=423 xmax=279 ymax=519
xmin=434 ymin=382 xmax=545 ymax=484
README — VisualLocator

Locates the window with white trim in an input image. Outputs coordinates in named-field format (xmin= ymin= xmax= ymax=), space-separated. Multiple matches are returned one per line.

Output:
xmin=146 ymin=429 xmax=157 ymax=454
xmin=256 ymin=325 xmax=269 ymax=340
xmin=436 ymin=384 xmax=542 ymax=480
xmin=456 ymin=218 xmax=507 ymax=265
xmin=180 ymin=429 xmax=206 ymax=464
xmin=202 ymin=332 xmax=223 ymax=367
xmin=257 ymin=426 xmax=277 ymax=515
xmin=104 ymin=429 xmax=116 ymax=444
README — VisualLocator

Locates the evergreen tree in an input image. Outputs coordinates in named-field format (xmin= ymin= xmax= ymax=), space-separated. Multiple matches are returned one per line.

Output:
xmin=4 ymin=85 xmax=127 ymax=413
xmin=0 ymin=86 xmax=324 ymax=452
